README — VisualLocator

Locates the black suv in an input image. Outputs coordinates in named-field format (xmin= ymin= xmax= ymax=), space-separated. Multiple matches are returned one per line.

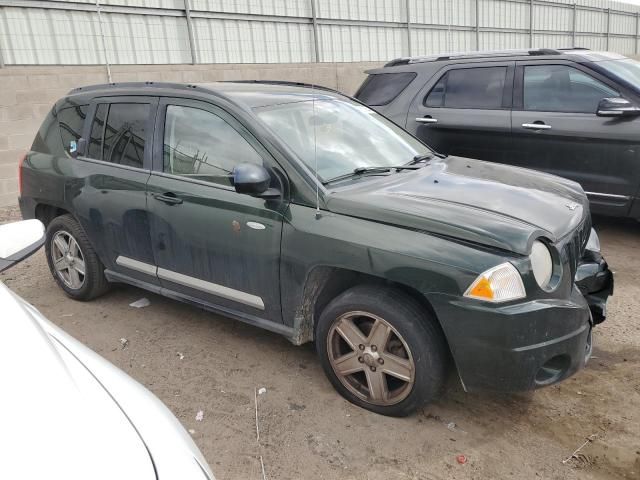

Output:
xmin=19 ymin=81 xmax=612 ymax=416
xmin=356 ymin=48 xmax=640 ymax=220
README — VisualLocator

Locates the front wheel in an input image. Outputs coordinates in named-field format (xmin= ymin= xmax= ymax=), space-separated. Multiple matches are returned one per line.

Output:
xmin=316 ymin=285 xmax=448 ymax=416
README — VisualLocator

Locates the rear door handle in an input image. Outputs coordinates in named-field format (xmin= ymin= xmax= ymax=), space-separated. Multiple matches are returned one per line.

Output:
xmin=522 ymin=123 xmax=551 ymax=130
xmin=153 ymin=193 xmax=183 ymax=205
xmin=416 ymin=117 xmax=438 ymax=124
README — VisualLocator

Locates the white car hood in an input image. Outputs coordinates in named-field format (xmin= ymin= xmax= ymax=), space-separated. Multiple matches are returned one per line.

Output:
xmin=0 ymin=283 xmax=156 ymax=480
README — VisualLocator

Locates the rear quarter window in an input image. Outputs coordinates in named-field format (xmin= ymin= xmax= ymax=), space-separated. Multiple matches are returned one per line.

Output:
xmin=58 ymin=104 xmax=88 ymax=156
xmin=356 ymin=72 xmax=417 ymax=106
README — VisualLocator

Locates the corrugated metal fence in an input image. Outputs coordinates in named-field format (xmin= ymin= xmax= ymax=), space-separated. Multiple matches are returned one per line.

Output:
xmin=1 ymin=0 xmax=640 ymax=68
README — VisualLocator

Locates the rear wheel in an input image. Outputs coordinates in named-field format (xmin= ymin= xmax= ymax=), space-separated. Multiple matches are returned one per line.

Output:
xmin=316 ymin=285 xmax=448 ymax=416
xmin=45 ymin=214 xmax=110 ymax=300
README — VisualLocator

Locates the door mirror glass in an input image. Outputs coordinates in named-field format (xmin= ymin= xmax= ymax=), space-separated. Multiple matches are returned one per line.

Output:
xmin=0 ymin=220 xmax=45 ymax=273
xmin=596 ymin=97 xmax=640 ymax=117
xmin=232 ymin=163 xmax=279 ymax=198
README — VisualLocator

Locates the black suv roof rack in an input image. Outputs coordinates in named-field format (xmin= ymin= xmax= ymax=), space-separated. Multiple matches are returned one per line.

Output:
xmin=384 ymin=48 xmax=590 ymax=67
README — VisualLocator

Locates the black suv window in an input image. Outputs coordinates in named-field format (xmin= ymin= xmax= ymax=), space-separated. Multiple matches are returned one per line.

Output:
xmin=57 ymin=104 xmax=88 ymax=156
xmin=523 ymin=65 xmax=618 ymax=113
xmin=425 ymin=67 xmax=507 ymax=109
xmin=163 ymin=105 xmax=262 ymax=187
xmin=356 ymin=72 xmax=417 ymax=106
xmin=88 ymin=103 xmax=149 ymax=168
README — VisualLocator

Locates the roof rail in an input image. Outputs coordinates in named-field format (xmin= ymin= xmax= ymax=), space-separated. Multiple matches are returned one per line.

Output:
xmin=67 ymin=81 xmax=202 ymax=95
xmin=220 ymin=80 xmax=341 ymax=95
xmin=383 ymin=48 xmax=590 ymax=67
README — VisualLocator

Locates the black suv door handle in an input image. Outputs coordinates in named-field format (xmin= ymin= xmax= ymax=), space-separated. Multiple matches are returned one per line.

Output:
xmin=153 ymin=192 xmax=183 ymax=205
xmin=522 ymin=122 xmax=551 ymax=131
xmin=416 ymin=116 xmax=438 ymax=124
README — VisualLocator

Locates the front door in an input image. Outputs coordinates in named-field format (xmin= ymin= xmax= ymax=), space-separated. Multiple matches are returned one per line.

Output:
xmin=407 ymin=62 xmax=514 ymax=162
xmin=147 ymin=98 xmax=286 ymax=322
xmin=511 ymin=61 xmax=640 ymax=216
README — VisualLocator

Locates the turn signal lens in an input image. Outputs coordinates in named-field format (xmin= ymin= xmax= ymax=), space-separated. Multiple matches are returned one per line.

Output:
xmin=464 ymin=263 xmax=526 ymax=303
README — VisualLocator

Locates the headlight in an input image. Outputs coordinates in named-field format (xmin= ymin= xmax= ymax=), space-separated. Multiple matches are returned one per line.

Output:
xmin=530 ymin=240 xmax=553 ymax=289
xmin=464 ymin=262 xmax=526 ymax=302
xmin=586 ymin=228 xmax=600 ymax=252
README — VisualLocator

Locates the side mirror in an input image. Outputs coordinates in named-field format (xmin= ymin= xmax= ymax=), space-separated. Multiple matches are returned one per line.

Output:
xmin=596 ymin=97 xmax=640 ymax=117
xmin=232 ymin=163 xmax=280 ymax=199
xmin=0 ymin=220 xmax=45 ymax=273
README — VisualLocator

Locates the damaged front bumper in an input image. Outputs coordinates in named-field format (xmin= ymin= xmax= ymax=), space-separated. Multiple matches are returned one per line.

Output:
xmin=575 ymin=229 xmax=614 ymax=325
xmin=429 ymin=229 xmax=613 ymax=393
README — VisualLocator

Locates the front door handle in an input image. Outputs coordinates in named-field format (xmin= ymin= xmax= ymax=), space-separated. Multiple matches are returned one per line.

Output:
xmin=416 ymin=116 xmax=438 ymax=124
xmin=522 ymin=122 xmax=552 ymax=130
xmin=153 ymin=192 xmax=183 ymax=205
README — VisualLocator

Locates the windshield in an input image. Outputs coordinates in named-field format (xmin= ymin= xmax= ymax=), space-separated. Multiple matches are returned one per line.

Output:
xmin=599 ymin=58 xmax=640 ymax=90
xmin=255 ymin=98 xmax=431 ymax=183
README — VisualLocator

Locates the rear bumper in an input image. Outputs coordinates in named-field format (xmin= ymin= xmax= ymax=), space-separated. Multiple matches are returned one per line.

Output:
xmin=18 ymin=196 xmax=36 ymax=220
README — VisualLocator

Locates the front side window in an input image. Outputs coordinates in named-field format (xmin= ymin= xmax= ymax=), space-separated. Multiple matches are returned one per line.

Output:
xmin=424 ymin=67 xmax=507 ymax=109
xmin=163 ymin=105 xmax=262 ymax=187
xmin=523 ymin=65 xmax=619 ymax=113
xmin=256 ymin=98 xmax=430 ymax=183
xmin=87 ymin=103 xmax=149 ymax=168
xmin=57 ymin=104 xmax=88 ymax=156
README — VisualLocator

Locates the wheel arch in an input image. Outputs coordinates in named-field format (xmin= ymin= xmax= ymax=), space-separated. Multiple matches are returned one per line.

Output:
xmin=290 ymin=265 xmax=448 ymax=350
xmin=35 ymin=203 xmax=71 ymax=227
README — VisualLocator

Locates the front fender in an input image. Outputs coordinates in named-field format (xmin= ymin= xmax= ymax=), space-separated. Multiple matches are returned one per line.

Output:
xmin=281 ymin=204 xmax=515 ymax=341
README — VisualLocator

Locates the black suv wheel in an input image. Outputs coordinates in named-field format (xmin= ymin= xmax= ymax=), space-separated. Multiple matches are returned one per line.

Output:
xmin=45 ymin=214 xmax=110 ymax=300
xmin=316 ymin=285 xmax=448 ymax=416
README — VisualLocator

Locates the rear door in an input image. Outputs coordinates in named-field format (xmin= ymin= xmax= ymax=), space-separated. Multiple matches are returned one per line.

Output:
xmin=511 ymin=61 xmax=640 ymax=216
xmin=407 ymin=62 xmax=514 ymax=162
xmin=72 ymin=96 xmax=160 ymax=285
xmin=146 ymin=98 xmax=287 ymax=323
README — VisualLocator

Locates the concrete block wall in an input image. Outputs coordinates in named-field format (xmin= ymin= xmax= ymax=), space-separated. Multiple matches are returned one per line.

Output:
xmin=0 ymin=61 xmax=380 ymax=207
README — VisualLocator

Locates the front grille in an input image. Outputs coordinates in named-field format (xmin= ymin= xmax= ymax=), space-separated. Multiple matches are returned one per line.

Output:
xmin=560 ymin=216 xmax=591 ymax=279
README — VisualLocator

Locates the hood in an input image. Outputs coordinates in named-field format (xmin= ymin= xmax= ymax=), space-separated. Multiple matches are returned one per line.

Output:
xmin=0 ymin=282 xmax=156 ymax=480
xmin=326 ymin=156 xmax=587 ymax=255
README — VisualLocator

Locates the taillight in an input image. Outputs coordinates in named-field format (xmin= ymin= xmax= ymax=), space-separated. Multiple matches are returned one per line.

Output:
xmin=18 ymin=152 xmax=26 ymax=197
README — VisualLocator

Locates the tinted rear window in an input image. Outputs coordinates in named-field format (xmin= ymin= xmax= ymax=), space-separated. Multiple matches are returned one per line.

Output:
xmin=88 ymin=103 xmax=149 ymax=168
xmin=356 ymin=72 xmax=417 ymax=106
xmin=58 ymin=104 xmax=88 ymax=156
xmin=425 ymin=67 xmax=507 ymax=109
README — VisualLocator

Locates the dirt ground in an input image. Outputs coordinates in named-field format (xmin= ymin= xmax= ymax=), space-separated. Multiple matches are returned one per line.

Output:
xmin=1 ymin=205 xmax=638 ymax=480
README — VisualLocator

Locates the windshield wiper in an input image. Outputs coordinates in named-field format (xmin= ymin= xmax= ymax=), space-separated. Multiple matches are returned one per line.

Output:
xmin=408 ymin=151 xmax=447 ymax=165
xmin=322 ymin=164 xmax=425 ymax=185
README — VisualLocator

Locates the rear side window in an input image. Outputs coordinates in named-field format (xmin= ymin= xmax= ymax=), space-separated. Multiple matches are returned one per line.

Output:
xmin=424 ymin=67 xmax=507 ymax=109
xmin=87 ymin=103 xmax=149 ymax=168
xmin=356 ymin=72 xmax=417 ymax=106
xmin=57 ymin=104 xmax=88 ymax=156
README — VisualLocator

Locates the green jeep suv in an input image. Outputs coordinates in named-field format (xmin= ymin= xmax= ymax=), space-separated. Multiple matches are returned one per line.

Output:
xmin=18 ymin=81 xmax=612 ymax=416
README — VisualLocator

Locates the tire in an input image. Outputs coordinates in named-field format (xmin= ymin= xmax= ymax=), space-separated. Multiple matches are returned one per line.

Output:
xmin=316 ymin=284 xmax=448 ymax=417
xmin=45 ymin=214 xmax=110 ymax=301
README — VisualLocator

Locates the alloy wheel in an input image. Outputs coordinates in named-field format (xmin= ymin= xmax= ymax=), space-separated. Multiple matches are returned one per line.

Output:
xmin=51 ymin=230 xmax=86 ymax=290
xmin=327 ymin=311 xmax=416 ymax=406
